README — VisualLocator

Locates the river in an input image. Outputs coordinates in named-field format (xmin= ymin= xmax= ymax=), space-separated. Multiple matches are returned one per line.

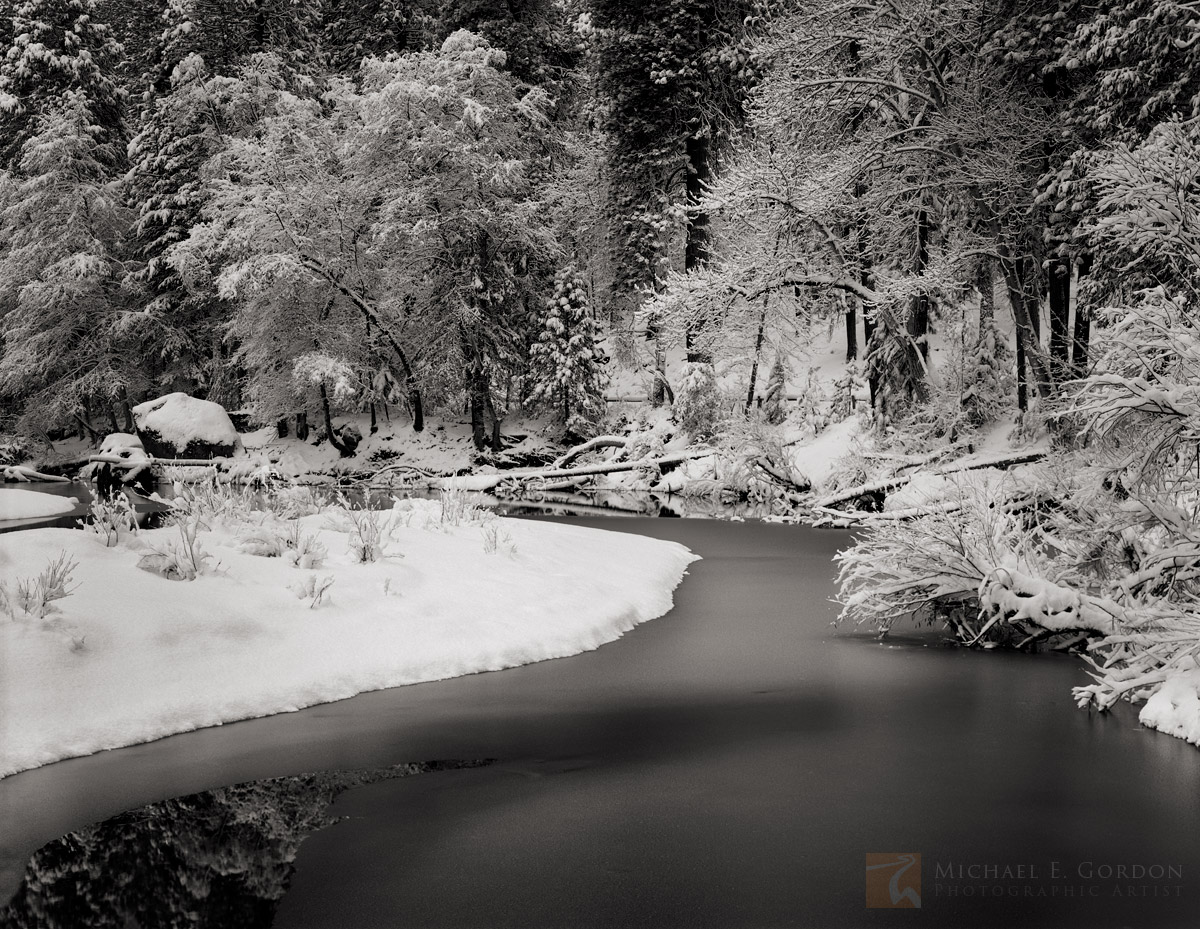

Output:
xmin=1 ymin=510 xmax=1198 ymax=927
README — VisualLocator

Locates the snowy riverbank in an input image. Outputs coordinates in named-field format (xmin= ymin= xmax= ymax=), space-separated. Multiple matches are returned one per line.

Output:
xmin=0 ymin=499 xmax=697 ymax=778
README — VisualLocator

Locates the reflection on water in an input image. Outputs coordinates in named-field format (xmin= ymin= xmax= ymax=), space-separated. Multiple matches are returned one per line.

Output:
xmin=0 ymin=760 xmax=490 ymax=929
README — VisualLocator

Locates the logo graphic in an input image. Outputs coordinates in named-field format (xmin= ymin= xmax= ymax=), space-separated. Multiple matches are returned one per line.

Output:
xmin=866 ymin=853 xmax=922 ymax=908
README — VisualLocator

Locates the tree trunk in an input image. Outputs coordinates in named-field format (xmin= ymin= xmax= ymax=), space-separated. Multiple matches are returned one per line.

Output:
xmin=106 ymin=403 xmax=119 ymax=434
xmin=484 ymin=385 xmax=503 ymax=452
xmin=746 ymin=299 xmax=768 ymax=413
xmin=320 ymin=384 xmax=349 ymax=455
xmin=1048 ymin=255 xmax=1071 ymax=375
xmin=902 ymin=205 xmax=931 ymax=403
xmin=462 ymin=333 xmax=491 ymax=452
xmin=276 ymin=418 xmax=289 ymax=438
xmin=907 ymin=206 xmax=931 ymax=366
xmin=684 ymin=131 xmax=712 ymax=364
xmin=117 ymin=385 xmax=134 ymax=433
xmin=296 ymin=411 xmax=309 ymax=441
xmin=977 ymin=256 xmax=994 ymax=328
xmin=298 ymin=256 xmax=424 ymax=432
xmin=1072 ymin=254 xmax=1092 ymax=371
xmin=845 ymin=297 xmax=857 ymax=362
xmin=1015 ymin=325 xmax=1028 ymax=412
xmin=999 ymin=250 xmax=1053 ymax=400
xmin=857 ymin=222 xmax=878 ymax=405
xmin=1072 ymin=305 xmax=1090 ymax=372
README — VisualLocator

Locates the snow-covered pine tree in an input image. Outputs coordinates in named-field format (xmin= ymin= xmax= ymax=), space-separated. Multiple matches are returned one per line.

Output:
xmin=0 ymin=0 xmax=126 ymax=170
xmin=761 ymin=352 xmax=786 ymax=425
xmin=0 ymin=91 xmax=140 ymax=432
xmin=526 ymin=267 xmax=608 ymax=437
xmin=673 ymin=361 xmax=721 ymax=438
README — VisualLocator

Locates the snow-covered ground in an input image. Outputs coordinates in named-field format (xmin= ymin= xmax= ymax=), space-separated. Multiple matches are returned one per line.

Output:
xmin=0 ymin=499 xmax=697 ymax=778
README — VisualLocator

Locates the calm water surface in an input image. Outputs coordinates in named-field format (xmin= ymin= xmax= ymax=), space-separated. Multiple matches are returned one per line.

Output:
xmin=1 ymin=517 xmax=1198 ymax=928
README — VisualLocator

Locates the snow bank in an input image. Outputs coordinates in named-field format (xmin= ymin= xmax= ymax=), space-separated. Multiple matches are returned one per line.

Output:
xmin=1140 ymin=668 xmax=1200 ymax=747
xmin=133 ymin=393 xmax=239 ymax=455
xmin=0 ymin=489 xmax=78 ymax=521
xmin=0 ymin=504 xmax=697 ymax=777
xmin=789 ymin=417 xmax=864 ymax=488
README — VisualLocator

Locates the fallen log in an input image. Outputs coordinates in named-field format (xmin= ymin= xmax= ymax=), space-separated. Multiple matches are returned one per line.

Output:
xmin=813 ymin=474 xmax=911 ymax=510
xmin=551 ymin=436 xmax=628 ymax=469
xmin=812 ymin=450 xmax=1046 ymax=510
xmin=430 ymin=449 xmax=716 ymax=491
xmin=2 ymin=464 xmax=72 ymax=483
xmin=88 ymin=454 xmax=229 ymax=468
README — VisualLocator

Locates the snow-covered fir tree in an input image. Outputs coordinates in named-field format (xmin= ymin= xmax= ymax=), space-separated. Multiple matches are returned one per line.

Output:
xmin=526 ymin=267 xmax=608 ymax=437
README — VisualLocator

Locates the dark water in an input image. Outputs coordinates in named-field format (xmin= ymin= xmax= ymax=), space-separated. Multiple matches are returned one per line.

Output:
xmin=1 ymin=519 xmax=1199 ymax=928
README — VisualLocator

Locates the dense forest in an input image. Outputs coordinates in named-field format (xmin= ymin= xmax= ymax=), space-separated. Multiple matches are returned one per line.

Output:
xmin=2 ymin=0 xmax=1190 ymax=451
xmin=2 ymin=3 xmax=1200 ymax=725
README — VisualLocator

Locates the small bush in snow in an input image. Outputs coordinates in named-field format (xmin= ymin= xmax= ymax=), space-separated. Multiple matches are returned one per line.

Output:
xmin=793 ymin=368 xmax=828 ymax=437
xmin=481 ymin=517 xmax=517 ymax=556
xmin=284 ymin=520 xmax=327 ymax=569
xmin=266 ymin=484 xmax=324 ymax=519
xmin=438 ymin=484 xmax=487 ymax=527
xmin=82 ymin=494 xmax=138 ymax=547
xmin=166 ymin=472 xmax=256 ymax=524
xmin=137 ymin=519 xmax=214 ymax=581
xmin=673 ymin=362 xmax=722 ymax=439
xmin=1 ymin=551 xmax=78 ymax=620
xmin=329 ymin=495 xmax=393 ymax=563
xmin=292 ymin=573 xmax=335 ymax=608
xmin=829 ymin=365 xmax=864 ymax=423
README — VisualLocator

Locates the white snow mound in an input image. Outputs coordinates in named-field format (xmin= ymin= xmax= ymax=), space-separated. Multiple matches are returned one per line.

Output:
xmin=0 ymin=489 xmax=78 ymax=521
xmin=132 ymin=393 xmax=238 ymax=449
xmin=0 ymin=504 xmax=698 ymax=777
xmin=1140 ymin=668 xmax=1200 ymax=747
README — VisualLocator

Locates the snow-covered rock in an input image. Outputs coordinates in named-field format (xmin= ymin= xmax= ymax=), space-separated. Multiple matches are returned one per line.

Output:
xmin=98 ymin=432 xmax=148 ymax=461
xmin=133 ymin=393 xmax=240 ymax=459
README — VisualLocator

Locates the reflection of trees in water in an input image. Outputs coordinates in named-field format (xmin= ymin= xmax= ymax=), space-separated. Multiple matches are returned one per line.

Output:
xmin=0 ymin=760 xmax=490 ymax=929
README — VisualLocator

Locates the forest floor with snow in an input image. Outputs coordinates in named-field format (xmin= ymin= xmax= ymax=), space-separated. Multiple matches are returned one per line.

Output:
xmin=0 ymin=495 xmax=696 ymax=778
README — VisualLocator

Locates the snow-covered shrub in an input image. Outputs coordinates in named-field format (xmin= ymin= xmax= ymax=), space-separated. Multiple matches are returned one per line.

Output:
xmin=291 ymin=573 xmax=335 ymax=609
xmin=330 ymin=501 xmax=391 ymax=563
xmin=837 ymin=483 xmax=1010 ymax=636
xmin=793 ymin=368 xmax=828 ymax=437
xmin=165 ymin=472 xmax=258 ymax=524
xmin=0 ymin=434 xmax=35 ymax=467
xmin=264 ymin=484 xmax=324 ymax=519
xmin=481 ymin=518 xmax=517 ymax=556
xmin=960 ymin=314 xmax=1011 ymax=427
xmin=237 ymin=528 xmax=287 ymax=558
xmin=828 ymin=365 xmax=864 ymax=423
xmin=222 ymin=454 xmax=281 ymax=487
xmin=1 ymin=551 xmax=77 ymax=621
xmin=137 ymin=519 xmax=213 ymax=581
xmin=625 ymin=419 xmax=670 ymax=461
xmin=82 ymin=494 xmax=138 ymax=547
xmin=673 ymin=362 xmax=722 ymax=439
xmin=438 ymin=484 xmax=487 ymax=527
